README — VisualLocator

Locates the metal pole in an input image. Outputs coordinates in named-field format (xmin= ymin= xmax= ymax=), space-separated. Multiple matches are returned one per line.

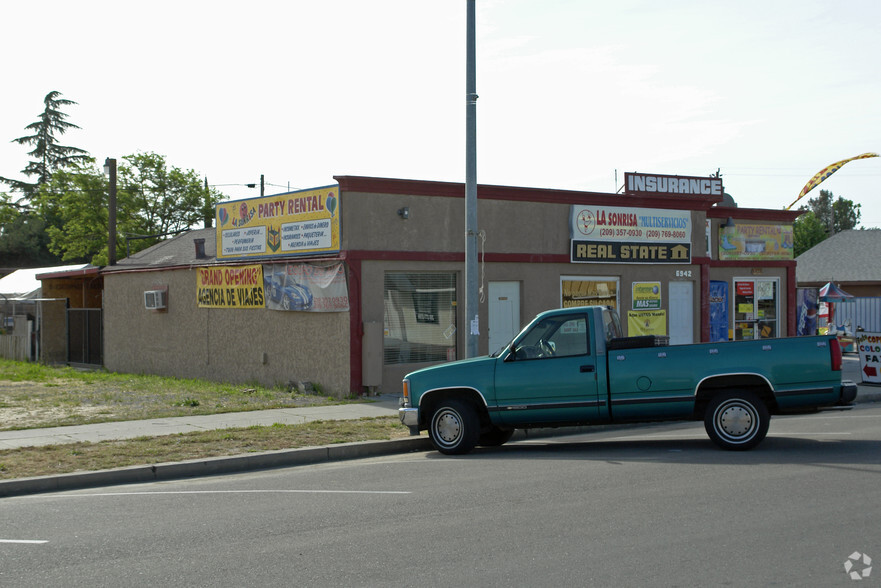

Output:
xmin=260 ymin=174 xmax=265 ymax=197
xmin=105 ymin=158 xmax=117 ymax=266
xmin=465 ymin=0 xmax=479 ymax=358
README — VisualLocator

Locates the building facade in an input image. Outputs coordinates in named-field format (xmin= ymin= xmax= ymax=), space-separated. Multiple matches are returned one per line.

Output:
xmin=95 ymin=174 xmax=801 ymax=396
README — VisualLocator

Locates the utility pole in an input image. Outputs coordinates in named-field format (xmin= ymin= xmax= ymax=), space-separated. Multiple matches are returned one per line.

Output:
xmin=104 ymin=158 xmax=117 ymax=266
xmin=465 ymin=0 xmax=479 ymax=358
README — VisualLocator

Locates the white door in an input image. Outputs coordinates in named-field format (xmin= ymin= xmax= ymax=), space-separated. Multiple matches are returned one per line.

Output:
xmin=488 ymin=282 xmax=520 ymax=354
xmin=668 ymin=281 xmax=694 ymax=345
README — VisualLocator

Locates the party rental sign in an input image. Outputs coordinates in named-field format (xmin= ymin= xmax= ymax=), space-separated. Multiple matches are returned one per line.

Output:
xmin=215 ymin=184 xmax=340 ymax=260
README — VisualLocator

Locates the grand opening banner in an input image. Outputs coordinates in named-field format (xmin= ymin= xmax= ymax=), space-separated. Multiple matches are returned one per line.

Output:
xmin=215 ymin=184 xmax=340 ymax=260
xmin=197 ymin=265 xmax=265 ymax=308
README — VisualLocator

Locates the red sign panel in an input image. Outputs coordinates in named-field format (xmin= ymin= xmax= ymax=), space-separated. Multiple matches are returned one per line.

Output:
xmin=736 ymin=281 xmax=754 ymax=297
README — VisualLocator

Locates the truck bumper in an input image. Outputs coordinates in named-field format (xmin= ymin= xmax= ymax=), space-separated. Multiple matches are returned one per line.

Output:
xmin=399 ymin=407 xmax=420 ymax=435
xmin=838 ymin=380 xmax=858 ymax=405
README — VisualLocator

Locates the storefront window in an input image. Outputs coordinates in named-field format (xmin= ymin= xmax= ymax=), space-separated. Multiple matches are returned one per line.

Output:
xmin=383 ymin=273 xmax=457 ymax=364
xmin=733 ymin=278 xmax=779 ymax=340
xmin=561 ymin=277 xmax=619 ymax=310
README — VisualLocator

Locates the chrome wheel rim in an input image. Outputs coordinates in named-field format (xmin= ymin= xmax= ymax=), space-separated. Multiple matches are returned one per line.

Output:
xmin=433 ymin=409 xmax=462 ymax=447
xmin=714 ymin=399 xmax=758 ymax=443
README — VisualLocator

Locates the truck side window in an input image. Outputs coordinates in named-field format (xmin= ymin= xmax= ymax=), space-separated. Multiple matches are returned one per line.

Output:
xmin=512 ymin=315 xmax=589 ymax=360
xmin=547 ymin=317 xmax=589 ymax=358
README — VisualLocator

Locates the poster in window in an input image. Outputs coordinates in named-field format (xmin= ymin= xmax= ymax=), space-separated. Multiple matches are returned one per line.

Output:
xmin=413 ymin=292 xmax=439 ymax=324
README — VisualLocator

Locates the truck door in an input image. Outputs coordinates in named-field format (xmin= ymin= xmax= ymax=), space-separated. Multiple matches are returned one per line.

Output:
xmin=493 ymin=313 xmax=602 ymax=425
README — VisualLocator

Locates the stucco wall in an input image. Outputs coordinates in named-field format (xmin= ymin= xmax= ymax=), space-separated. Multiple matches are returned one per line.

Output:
xmin=341 ymin=190 xmax=572 ymax=255
xmin=104 ymin=268 xmax=351 ymax=396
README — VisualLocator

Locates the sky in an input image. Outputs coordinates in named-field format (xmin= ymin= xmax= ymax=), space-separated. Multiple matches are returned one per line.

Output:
xmin=3 ymin=0 xmax=880 ymax=225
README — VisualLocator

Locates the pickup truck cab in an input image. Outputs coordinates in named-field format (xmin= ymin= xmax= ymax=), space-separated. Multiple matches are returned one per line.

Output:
xmin=399 ymin=306 xmax=857 ymax=454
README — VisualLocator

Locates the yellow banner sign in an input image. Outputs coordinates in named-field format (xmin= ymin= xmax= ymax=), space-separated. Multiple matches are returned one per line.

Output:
xmin=627 ymin=310 xmax=667 ymax=336
xmin=215 ymin=184 xmax=340 ymax=259
xmin=196 ymin=265 xmax=265 ymax=308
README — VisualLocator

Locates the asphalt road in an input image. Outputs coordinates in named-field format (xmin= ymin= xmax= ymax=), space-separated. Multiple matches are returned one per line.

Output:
xmin=3 ymin=404 xmax=880 ymax=587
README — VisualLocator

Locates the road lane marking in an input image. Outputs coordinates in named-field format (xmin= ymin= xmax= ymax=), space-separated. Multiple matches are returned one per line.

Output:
xmin=0 ymin=540 xmax=48 ymax=544
xmin=56 ymin=489 xmax=411 ymax=497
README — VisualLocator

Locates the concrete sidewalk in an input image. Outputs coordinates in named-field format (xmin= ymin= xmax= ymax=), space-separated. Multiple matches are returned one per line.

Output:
xmin=0 ymin=395 xmax=402 ymax=450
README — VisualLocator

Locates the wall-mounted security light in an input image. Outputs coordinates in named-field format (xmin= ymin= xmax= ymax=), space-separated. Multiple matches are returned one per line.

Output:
xmin=397 ymin=207 xmax=410 ymax=220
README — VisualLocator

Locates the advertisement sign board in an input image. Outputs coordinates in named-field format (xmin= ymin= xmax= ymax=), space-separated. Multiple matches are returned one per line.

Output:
xmin=623 ymin=172 xmax=723 ymax=197
xmin=627 ymin=310 xmax=667 ymax=336
xmin=856 ymin=331 xmax=881 ymax=384
xmin=197 ymin=265 xmax=265 ymax=308
xmin=632 ymin=282 xmax=661 ymax=310
xmin=263 ymin=262 xmax=349 ymax=312
xmin=570 ymin=205 xmax=690 ymax=243
xmin=215 ymin=185 xmax=340 ymax=260
xmin=719 ymin=223 xmax=794 ymax=261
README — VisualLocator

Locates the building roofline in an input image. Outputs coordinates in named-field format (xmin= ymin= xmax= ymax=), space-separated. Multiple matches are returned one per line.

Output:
xmin=706 ymin=207 xmax=803 ymax=222
xmin=333 ymin=175 xmax=723 ymax=211
xmin=36 ymin=266 xmax=101 ymax=280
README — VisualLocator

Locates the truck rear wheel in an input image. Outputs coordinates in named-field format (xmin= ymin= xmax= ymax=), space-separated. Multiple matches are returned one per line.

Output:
xmin=704 ymin=391 xmax=769 ymax=451
xmin=429 ymin=399 xmax=480 ymax=455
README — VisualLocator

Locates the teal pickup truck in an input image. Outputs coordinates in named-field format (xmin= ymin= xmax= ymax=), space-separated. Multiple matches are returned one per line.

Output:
xmin=399 ymin=306 xmax=858 ymax=454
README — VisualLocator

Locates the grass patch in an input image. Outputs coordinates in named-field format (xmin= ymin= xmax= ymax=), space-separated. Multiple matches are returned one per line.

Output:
xmin=0 ymin=358 xmax=352 ymax=431
xmin=0 ymin=417 xmax=411 ymax=480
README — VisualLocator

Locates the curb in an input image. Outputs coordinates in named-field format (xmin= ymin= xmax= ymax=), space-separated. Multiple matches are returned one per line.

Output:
xmin=0 ymin=436 xmax=433 ymax=498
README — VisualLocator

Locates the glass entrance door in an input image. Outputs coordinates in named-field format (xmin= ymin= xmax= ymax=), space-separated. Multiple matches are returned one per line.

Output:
xmin=733 ymin=278 xmax=779 ymax=340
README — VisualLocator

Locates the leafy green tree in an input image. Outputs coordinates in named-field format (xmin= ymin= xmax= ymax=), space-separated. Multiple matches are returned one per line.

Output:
xmin=792 ymin=189 xmax=862 ymax=256
xmin=803 ymin=189 xmax=861 ymax=234
xmin=121 ymin=152 xmax=218 ymax=236
xmin=0 ymin=193 xmax=64 ymax=267
xmin=792 ymin=210 xmax=828 ymax=257
xmin=0 ymin=91 xmax=90 ymax=202
xmin=33 ymin=154 xmax=224 ymax=265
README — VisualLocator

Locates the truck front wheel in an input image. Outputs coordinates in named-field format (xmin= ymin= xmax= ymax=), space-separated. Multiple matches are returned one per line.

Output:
xmin=429 ymin=399 xmax=480 ymax=455
xmin=704 ymin=391 xmax=770 ymax=451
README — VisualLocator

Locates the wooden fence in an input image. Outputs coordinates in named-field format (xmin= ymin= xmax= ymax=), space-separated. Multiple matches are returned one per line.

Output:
xmin=0 ymin=334 xmax=29 ymax=361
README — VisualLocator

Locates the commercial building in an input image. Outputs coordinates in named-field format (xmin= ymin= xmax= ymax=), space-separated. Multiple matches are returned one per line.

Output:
xmin=92 ymin=173 xmax=800 ymax=396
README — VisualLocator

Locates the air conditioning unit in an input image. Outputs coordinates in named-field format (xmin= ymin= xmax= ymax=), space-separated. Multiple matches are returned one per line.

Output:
xmin=144 ymin=290 xmax=167 ymax=310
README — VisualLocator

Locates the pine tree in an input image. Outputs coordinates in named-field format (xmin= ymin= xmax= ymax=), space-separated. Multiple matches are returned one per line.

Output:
xmin=1 ymin=91 xmax=90 ymax=202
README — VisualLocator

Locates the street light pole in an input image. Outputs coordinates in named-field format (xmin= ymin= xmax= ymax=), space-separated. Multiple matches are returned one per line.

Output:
xmin=465 ymin=0 xmax=479 ymax=358
xmin=104 ymin=158 xmax=117 ymax=266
